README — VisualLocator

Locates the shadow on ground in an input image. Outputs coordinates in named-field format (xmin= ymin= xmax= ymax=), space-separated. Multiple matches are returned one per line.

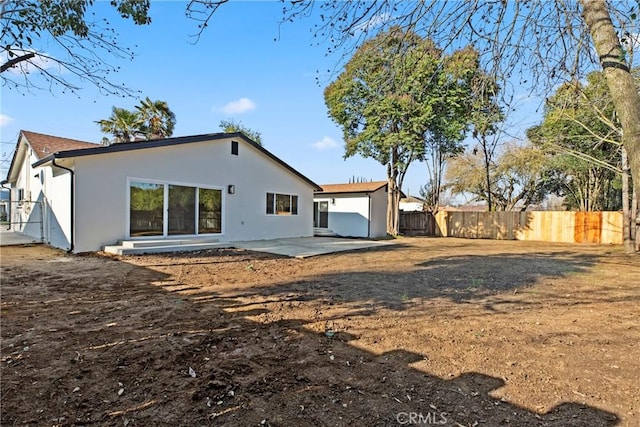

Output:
xmin=192 ymin=251 xmax=602 ymax=315
xmin=0 ymin=246 xmax=619 ymax=426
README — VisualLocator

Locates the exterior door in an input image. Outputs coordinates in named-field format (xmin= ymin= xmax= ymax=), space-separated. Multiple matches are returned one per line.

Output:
xmin=314 ymin=201 xmax=328 ymax=228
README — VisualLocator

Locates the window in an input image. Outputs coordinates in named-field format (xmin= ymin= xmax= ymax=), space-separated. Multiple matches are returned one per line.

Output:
xmin=199 ymin=188 xmax=222 ymax=233
xmin=231 ymin=140 xmax=238 ymax=155
xmin=129 ymin=180 xmax=222 ymax=237
xmin=130 ymin=182 xmax=164 ymax=237
xmin=168 ymin=185 xmax=196 ymax=235
xmin=266 ymin=193 xmax=274 ymax=214
xmin=266 ymin=192 xmax=298 ymax=215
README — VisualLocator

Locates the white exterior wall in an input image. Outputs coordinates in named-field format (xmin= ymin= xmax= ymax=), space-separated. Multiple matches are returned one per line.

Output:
xmin=71 ymin=137 xmax=314 ymax=252
xmin=11 ymin=146 xmax=44 ymax=238
xmin=368 ymin=187 xmax=388 ymax=238
xmin=43 ymin=168 xmax=72 ymax=250
xmin=400 ymin=201 xmax=424 ymax=212
xmin=314 ymin=188 xmax=387 ymax=238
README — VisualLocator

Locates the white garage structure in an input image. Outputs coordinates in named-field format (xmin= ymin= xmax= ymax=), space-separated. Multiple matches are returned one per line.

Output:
xmin=313 ymin=181 xmax=389 ymax=238
xmin=4 ymin=130 xmax=320 ymax=253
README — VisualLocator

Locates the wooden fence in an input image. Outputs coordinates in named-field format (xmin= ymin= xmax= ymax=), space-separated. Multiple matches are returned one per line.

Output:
xmin=399 ymin=211 xmax=623 ymax=244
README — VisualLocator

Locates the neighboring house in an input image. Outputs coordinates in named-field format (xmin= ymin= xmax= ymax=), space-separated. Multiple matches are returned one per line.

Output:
xmin=3 ymin=130 xmax=320 ymax=253
xmin=0 ymin=189 xmax=9 ymax=221
xmin=400 ymin=195 xmax=426 ymax=212
xmin=313 ymin=181 xmax=389 ymax=238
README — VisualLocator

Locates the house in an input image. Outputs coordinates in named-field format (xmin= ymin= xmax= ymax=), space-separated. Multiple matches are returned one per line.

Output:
xmin=313 ymin=181 xmax=389 ymax=238
xmin=0 ymin=189 xmax=9 ymax=222
xmin=3 ymin=130 xmax=320 ymax=253
xmin=399 ymin=195 xmax=426 ymax=212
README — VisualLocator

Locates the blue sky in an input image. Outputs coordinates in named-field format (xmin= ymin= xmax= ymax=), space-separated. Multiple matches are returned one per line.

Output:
xmin=0 ymin=1 xmax=543 ymax=197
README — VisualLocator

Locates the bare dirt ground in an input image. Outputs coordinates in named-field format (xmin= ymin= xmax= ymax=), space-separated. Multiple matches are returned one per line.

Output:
xmin=1 ymin=237 xmax=638 ymax=426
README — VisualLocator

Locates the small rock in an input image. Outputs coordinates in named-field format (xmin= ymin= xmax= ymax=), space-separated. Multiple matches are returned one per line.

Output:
xmin=72 ymin=387 xmax=80 ymax=393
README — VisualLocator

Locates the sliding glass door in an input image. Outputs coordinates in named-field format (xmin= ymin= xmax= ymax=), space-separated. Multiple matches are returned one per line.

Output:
xmin=130 ymin=182 xmax=164 ymax=237
xmin=168 ymin=185 xmax=196 ymax=235
xmin=129 ymin=180 xmax=222 ymax=238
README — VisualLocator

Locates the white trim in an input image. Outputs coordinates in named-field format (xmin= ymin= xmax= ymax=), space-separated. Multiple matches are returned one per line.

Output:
xmin=125 ymin=177 xmax=225 ymax=239
xmin=264 ymin=191 xmax=300 ymax=216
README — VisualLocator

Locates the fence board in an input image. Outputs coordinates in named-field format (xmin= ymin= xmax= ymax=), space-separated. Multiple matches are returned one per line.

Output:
xmin=399 ymin=210 xmax=623 ymax=244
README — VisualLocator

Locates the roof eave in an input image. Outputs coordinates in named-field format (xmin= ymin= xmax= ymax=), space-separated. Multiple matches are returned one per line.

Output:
xmin=29 ymin=132 xmax=322 ymax=191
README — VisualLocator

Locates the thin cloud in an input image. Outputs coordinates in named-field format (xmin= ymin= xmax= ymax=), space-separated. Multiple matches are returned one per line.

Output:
xmin=312 ymin=136 xmax=339 ymax=150
xmin=0 ymin=114 xmax=14 ymax=127
xmin=221 ymin=98 xmax=256 ymax=114
xmin=353 ymin=12 xmax=392 ymax=33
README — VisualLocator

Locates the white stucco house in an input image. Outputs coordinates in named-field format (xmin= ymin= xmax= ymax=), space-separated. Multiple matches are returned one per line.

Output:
xmin=3 ymin=130 xmax=320 ymax=253
xmin=313 ymin=181 xmax=389 ymax=238
xmin=400 ymin=195 xmax=427 ymax=212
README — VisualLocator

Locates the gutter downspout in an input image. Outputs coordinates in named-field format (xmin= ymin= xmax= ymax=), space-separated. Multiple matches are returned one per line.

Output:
xmin=52 ymin=159 xmax=74 ymax=253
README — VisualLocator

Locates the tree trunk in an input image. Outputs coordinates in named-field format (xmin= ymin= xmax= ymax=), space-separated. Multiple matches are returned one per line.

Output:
xmin=386 ymin=162 xmax=398 ymax=236
xmin=582 ymin=0 xmax=640 ymax=252
xmin=633 ymin=187 xmax=639 ymax=251
xmin=621 ymin=147 xmax=634 ymax=252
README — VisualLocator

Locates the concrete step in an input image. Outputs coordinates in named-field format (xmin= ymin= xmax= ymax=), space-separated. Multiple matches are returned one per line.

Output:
xmin=103 ymin=241 xmax=231 ymax=255
xmin=314 ymin=228 xmax=339 ymax=237
xmin=119 ymin=236 xmax=220 ymax=248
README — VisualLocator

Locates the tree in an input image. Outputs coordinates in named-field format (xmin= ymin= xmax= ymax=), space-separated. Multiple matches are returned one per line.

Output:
xmin=528 ymin=76 xmax=622 ymax=211
xmin=468 ymin=78 xmax=505 ymax=211
xmin=96 ymin=107 xmax=143 ymax=144
xmin=137 ymin=97 xmax=176 ymax=140
xmin=189 ymin=0 xmax=640 ymax=251
xmin=219 ymin=119 xmax=262 ymax=145
xmin=447 ymin=143 xmax=551 ymax=211
xmin=97 ymin=98 xmax=175 ymax=143
xmin=1 ymin=0 xmax=152 ymax=95
xmin=324 ymin=27 xmax=481 ymax=234
xmin=528 ymin=71 xmax=637 ymax=250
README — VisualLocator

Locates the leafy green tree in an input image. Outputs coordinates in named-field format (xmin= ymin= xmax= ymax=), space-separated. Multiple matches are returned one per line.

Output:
xmin=219 ymin=119 xmax=262 ymax=145
xmin=527 ymin=73 xmax=624 ymax=211
xmin=324 ymin=27 xmax=482 ymax=234
xmin=446 ymin=143 xmax=551 ymax=211
xmin=527 ymin=71 xmax=638 ymax=250
xmin=137 ymin=97 xmax=176 ymax=140
xmin=1 ymin=0 xmax=151 ymax=95
xmin=468 ymin=77 xmax=505 ymax=211
xmin=96 ymin=107 xmax=143 ymax=144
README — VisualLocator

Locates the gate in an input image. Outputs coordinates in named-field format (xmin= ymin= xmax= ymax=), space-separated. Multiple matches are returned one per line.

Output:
xmin=2 ymin=200 xmax=44 ymax=242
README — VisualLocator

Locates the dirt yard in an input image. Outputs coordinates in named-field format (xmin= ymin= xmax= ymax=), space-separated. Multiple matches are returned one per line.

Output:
xmin=1 ymin=238 xmax=638 ymax=426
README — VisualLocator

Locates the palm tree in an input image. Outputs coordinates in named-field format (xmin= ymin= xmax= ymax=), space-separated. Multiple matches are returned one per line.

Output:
xmin=136 ymin=97 xmax=176 ymax=140
xmin=96 ymin=107 xmax=143 ymax=144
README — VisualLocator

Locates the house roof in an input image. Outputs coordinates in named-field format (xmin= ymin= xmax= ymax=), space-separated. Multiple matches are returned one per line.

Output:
xmin=316 ymin=181 xmax=389 ymax=194
xmin=27 ymin=130 xmax=321 ymax=190
xmin=401 ymin=195 xmax=426 ymax=204
xmin=3 ymin=130 xmax=101 ymax=183
xmin=22 ymin=130 xmax=100 ymax=159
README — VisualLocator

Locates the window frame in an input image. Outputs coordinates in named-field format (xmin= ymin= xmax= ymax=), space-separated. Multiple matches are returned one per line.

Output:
xmin=266 ymin=192 xmax=299 ymax=216
xmin=126 ymin=177 xmax=224 ymax=238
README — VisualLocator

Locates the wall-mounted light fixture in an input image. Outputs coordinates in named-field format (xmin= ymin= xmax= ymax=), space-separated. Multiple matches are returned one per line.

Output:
xmin=228 ymin=185 xmax=235 ymax=194
xmin=331 ymin=198 xmax=336 ymax=205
